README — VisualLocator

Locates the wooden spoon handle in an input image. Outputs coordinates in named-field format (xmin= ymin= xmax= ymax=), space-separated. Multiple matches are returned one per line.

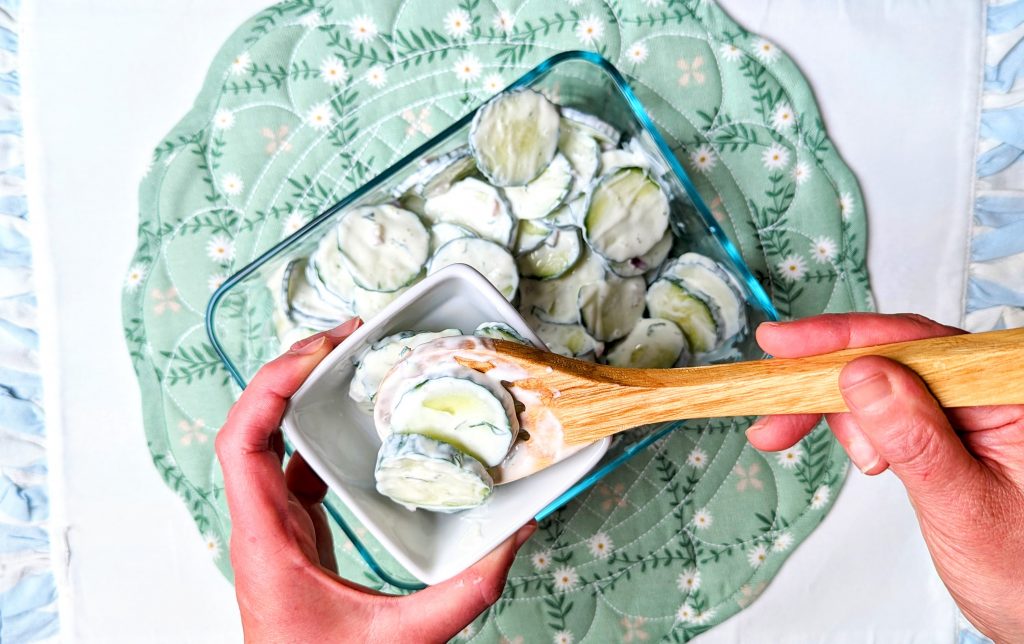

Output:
xmin=563 ymin=328 xmax=1024 ymax=444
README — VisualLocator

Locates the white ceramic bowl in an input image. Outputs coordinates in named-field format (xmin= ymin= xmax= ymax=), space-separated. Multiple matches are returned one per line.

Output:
xmin=281 ymin=264 xmax=611 ymax=585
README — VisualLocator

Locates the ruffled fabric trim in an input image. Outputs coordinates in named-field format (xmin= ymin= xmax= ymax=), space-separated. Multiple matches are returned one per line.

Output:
xmin=0 ymin=0 xmax=59 ymax=641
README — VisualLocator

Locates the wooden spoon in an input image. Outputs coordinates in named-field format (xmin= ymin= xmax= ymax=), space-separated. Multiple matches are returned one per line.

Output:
xmin=454 ymin=328 xmax=1024 ymax=451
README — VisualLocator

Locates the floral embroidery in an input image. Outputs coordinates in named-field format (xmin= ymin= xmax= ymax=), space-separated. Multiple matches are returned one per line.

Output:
xmin=621 ymin=616 xmax=649 ymax=641
xmin=402 ymin=107 xmax=434 ymax=137
xmin=178 ymin=418 xmax=208 ymax=446
xmin=152 ymin=288 xmax=181 ymax=315
xmin=260 ymin=125 xmax=292 ymax=155
xmin=733 ymin=462 xmax=764 ymax=492
xmin=677 ymin=56 xmax=706 ymax=86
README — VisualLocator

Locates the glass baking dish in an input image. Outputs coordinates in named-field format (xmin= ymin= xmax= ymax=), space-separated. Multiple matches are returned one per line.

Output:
xmin=207 ymin=50 xmax=778 ymax=590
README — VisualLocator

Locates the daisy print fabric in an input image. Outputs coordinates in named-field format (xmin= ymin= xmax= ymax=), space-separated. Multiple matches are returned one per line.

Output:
xmin=123 ymin=0 xmax=869 ymax=641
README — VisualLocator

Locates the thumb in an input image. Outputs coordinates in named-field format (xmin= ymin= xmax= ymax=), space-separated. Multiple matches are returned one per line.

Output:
xmin=400 ymin=523 xmax=536 ymax=642
xmin=839 ymin=356 xmax=985 ymax=510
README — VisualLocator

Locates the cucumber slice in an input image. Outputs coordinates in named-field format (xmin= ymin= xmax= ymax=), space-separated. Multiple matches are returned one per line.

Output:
xmin=516 ymin=227 xmax=582 ymax=280
xmin=661 ymin=253 xmax=746 ymax=341
xmin=625 ymin=136 xmax=670 ymax=178
xmin=517 ymin=249 xmax=605 ymax=324
xmin=387 ymin=373 xmax=517 ymax=467
xmin=600 ymin=148 xmax=651 ymax=175
xmin=397 ymin=192 xmax=428 ymax=218
xmin=607 ymin=230 xmax=674 ymax=278
xmin=337 ymin=204 xmax=429 ymax=292
xmin=375 ymin=433 xmax=492 ymax=512
xmin=474 ymin=321 xmax=531 ymax=345
xmin=502 ymin=154 xmax=573 ymax=220
xmin=646 ymin=277 xmax=719 ymax=353
xmin=542 ymin=194 xmax=585 ymax=229
xmin=606 ymin=318 xmax=688 ymax=369
xmin=584 ymin=167 xmax=670 ymax=262
xmin=306 ymin=237 xmax=356 ymax=311
xmin=351 ymin=285 xmax=409 ymax=322
xmin=429 ymin=222 xmax=476 ymax=254
xmin=393 ymin=147 xmax=476 ymax=198
xmin=577 ymin=275 xmax=647 ymax=342
xmin=558 ymin=126 xmax=600 ymax=198
xmin=543 ymin=201 xmax=578 ymax=229
xmin=561 ymin=108 xmax=622 ymax=149
xmin=470 ymin=89 xmax=561 ymax=186
xmin=281 ymin=258 xmax=349 ymax=330
xmin=513 ymin=219 xmax=553 ymax=255
xmin=429 ymin=237 xmax=519 ymax=301
xmin=349 ymin=329 xmax=462 ymax=412
xmin=423 ymin=177 xmax=515 ymax=246
xmin=418 ymin=148 xmax=478 ymax=198
xmin=529 ymin=318 xmax=604 ymax=360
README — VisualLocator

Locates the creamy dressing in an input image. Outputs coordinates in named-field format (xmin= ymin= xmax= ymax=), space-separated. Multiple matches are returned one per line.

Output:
xmin=375 ymin=433 xmax=493 ymax=512
xmin=423 ymin=177 xmax=515 ymax=245
xmin=577 ymin=275 xmax=647 ymax=342
xmin=349 ymin=329 xmax=462 ymax=411
xmin=374 ymin=336 xmax=579 ymax=485
xmin=336 ymin=204 xmax=429 ymax=292
xmin=584 ymin=168 xmax=670 ymax=263
xmin=471 ymin=89 xmax=561 ymax=186
xmin=503 ymin=153 xmax=573 ymax=220
xmin=428 ymin=237 xmax=519 ymax=301
xmin=380 ymin=369 xmax=518 ymax=467
xmin=605 ymin=317 xmax=687 ymax=369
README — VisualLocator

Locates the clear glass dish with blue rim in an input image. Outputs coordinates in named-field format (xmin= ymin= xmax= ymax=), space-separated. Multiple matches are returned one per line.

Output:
xmin=206 ymin=50 xmax=779 ymax=591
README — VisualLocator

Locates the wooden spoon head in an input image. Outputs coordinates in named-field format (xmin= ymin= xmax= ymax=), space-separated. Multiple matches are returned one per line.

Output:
xmin=375 ymin=336 xmax=597 ymax=485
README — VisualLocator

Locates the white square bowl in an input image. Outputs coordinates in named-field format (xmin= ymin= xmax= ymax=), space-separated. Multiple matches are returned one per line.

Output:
xmin=281 ymin=264 xmax=611 ymax=585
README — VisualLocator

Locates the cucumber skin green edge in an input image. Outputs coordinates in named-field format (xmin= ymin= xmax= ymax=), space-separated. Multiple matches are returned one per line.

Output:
xmin=646 ymin=277 xmax=720 ymax=353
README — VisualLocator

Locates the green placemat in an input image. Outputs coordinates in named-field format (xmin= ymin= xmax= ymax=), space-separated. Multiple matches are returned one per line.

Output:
xmin=123 ymin=1 xmax=871 ymax=640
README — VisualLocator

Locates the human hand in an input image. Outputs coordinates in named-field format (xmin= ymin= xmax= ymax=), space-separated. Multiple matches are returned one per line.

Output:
xmin=746 ymin=313 xmax=1024 ymax=642
xmin=216 ymin=318 xmax=535 ymax=644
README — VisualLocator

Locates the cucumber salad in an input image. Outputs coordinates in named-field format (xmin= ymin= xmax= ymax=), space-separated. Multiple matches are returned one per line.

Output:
xmin=362 ymin=325 xmax=533 ymax=512
xmin=270 ymin=89 xmax=753 ymax=512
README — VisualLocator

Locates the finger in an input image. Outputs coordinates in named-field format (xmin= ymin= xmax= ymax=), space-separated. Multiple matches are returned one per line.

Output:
xmin=746 ymin=414 xmax=821 ymax=451
xmin=946 ymin=404 xmax=1024 ymax=432
xmin=400 ymin=523 xmax=536 ymax=642
xmin=824 ymin=412 xmax=890 ymax=475
xmin=216 ymin=318 xmax=361 ymax=554
xmin=839 ymin=356 xmax=986 ymax=510
xmin=307 ymin=503 xmax=338 ymax=574
xmin=285 ymin=452 xmax=337 ymax=572
xmin=285 ymin=452 xmax=329 ymax=507
xmin=222 ymin=318 xmax=362 ymax=453
xmin=756 ymin=313 xmax=964 ymax=358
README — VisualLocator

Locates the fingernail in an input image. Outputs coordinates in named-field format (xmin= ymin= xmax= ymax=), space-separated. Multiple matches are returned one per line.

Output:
xmin=845 ymin=431 xmax=881 ymax=474
xmin=289 ymin=332 xmax=325 ymax=352
xmin=291 ymin=336 xmax=326 ymax=355
xmin=327 ymin=318 xmax=361 ymax=339
xmin=842 ymin=372 xmax=892 ymax=412
xmin=759 ymin=322 xmax=782 ymax=330
xmin=514 ymin=523 xmax=536 ymax=549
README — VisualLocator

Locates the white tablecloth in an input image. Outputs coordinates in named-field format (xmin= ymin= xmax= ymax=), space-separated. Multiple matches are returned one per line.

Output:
xmin=22 ymin=1 xmax=981 ymax=641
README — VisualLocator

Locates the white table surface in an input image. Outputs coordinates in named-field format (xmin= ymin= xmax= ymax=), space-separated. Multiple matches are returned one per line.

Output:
xmin=21 ymin=1 xmax=982 ymax=641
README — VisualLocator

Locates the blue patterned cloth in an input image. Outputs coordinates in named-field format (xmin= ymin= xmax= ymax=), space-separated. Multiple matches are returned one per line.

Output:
xmin=956 ymin=2 xmax=1024 ymax=642
xmin=969 ymin=0 xmax=1024 ymax=334
xmin=0 ymin=0 xmax=59 ymax=641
